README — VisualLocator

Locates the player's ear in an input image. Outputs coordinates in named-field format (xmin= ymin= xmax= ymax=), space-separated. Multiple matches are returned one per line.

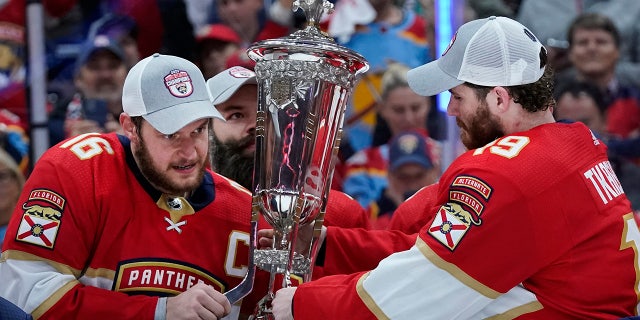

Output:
xmin=120 ymin=113 xmax=137 ymax=140
xmin=493 ymin=86 xmax=511 ymax=113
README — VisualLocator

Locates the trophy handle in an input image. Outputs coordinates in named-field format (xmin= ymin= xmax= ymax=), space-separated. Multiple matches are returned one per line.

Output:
xmin=224 ymin=202 xmax=260 ymax=304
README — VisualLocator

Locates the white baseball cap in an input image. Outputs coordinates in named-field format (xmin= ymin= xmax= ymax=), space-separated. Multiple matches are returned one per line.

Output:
xmin=122 ymin=53 xmax=223 ymax=134
xmin=206 ymin=66 xmax=257 ymax=105
xmin=407 ymin=16 xmax=546 ymax=97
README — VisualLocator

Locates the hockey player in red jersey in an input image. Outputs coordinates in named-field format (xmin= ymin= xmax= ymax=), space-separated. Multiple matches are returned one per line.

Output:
xmin=269 ymin=16 xmax=640 ymax=319
xmin=0 ymin=54 xmax=262 ymax=319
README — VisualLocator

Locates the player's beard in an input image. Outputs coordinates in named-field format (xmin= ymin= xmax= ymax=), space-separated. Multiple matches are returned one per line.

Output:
xmin=210 ymin=134 xmax=255 ymax=190
xmin=135 ymin=135 xmax=206 ymax=196
xmin=457 ymin=101 xmax=505 ymax=150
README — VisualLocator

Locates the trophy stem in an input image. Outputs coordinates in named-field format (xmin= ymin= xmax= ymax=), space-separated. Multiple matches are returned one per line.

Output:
xmin=251 ymin=225 xmax=295 ymax=319
xmin=282 ymin=199 xmax=303 ymax=287
xmin=250 ymin=265 xmax=277 ymax=320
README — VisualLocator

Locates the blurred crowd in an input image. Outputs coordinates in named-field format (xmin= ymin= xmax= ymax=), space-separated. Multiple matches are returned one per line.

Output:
xmin=0 ymin=0 xmax=639 ymax=233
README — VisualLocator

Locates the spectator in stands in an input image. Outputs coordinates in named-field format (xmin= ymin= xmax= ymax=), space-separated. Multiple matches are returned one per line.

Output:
xmin=0 ymin=148 xmax=24 ymax=247
xmin=0 ymin=110 xmax=28 ymax=174
xmin=43 ymin=1 xmax=165 ymax=106
xmin=562 ymin=13 xmax=640 ymax=211
xmin=369 ymin=130 xmax=438 ymax=229
xmin=213 ymin=0 xmax=292 ymax=46
xmin=48 ymin=34 xmax=127 ymax=145
xmin=88 ymin=14 xmax=140 ymax=69
xmin=465 ymin=0 xmax=516 ymax=20
xmin=517 ymin=0 xmax=640 ymax=83
xmin=328 ymin=0 xmax=432 ymax=152
xmin=342 ymin=63 xmax=440 ymax=209
xmin=210 ymin=0 xmax=294 ymax=71
xmin=0 ymin=0 xmax=76 ymax=131
xmin=331 ymin=0 xmax=430 ymax=72
xmin=194 ymin=24 xmax=241 ymax=79
xmin=553 ymin=79 xmax=607 ymax=135
xmin=561 ymin=13 xmax=640 ymax=139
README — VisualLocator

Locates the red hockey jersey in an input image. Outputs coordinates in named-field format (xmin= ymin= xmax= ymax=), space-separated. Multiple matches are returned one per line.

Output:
xmin=0 ymin=132 xmax=367 ymax=319
xmin=293 ymin=122 xmax=640 ymax=319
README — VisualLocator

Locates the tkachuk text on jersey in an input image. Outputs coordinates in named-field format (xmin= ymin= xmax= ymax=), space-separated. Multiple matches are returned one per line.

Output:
xmin=583 ymin=160 xmax=625 ymax=205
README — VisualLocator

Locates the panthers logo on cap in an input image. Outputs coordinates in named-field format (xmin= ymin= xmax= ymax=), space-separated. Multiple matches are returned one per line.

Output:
xmin=164 ymin=69 xmax=194 ymax=97
xmin=398 ymin=134 xmax=420 ymax=154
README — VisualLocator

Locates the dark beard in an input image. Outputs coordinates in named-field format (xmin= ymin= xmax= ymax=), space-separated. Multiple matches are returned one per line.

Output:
xmin=135 ymin=135 xmax=205 ymax=195
xmin=458 ymin=102 xmax=505 ymax=150
xmin=211 ymin=134 xmax=255 ymax=190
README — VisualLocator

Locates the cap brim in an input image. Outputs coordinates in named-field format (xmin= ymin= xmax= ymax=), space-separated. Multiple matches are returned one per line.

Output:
xmin=407 ymin=60 xmax=464 ymax=97
xmin=143 ymin=99 xmax=223 ymax=134
xmin=207 ymin=76 xmax=256 ymax=105
xmin=75 ymin=46 xmax=124 ymax=74
xmin=390 ymin=156 xmax=433 ymax=171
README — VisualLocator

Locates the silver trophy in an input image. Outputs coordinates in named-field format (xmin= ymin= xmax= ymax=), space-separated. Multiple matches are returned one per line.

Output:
xmin=222 ymin=0 xmax=368 ymax=318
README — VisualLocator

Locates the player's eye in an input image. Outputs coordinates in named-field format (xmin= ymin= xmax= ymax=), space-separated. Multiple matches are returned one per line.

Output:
xmin=228 ymin=112 xmax=244 ymax=120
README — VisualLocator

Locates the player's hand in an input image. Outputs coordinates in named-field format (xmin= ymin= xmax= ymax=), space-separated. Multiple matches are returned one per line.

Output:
xmin=257 ymin=228 xmax=275 ymax=249
xmin=272 ymin=287 xmax=297 ymax=320
xmin=166 ymin=283 xmax=231 ymax=320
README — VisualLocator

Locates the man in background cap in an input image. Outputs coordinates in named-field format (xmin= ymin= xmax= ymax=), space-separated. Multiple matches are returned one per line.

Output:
xmin=368 ymin=129 xmax=439 ymax=230
xmin=0 ymin=53 xmax=281 ymax=319
xmin=48 ymin=34 xmax=129 ymax=145
xmin=89 ymin=14 xmax=141 ymax=69
xmin=194 ymin=24 xmax=242 ymax=79
xmin=269 ymin=16 xmax=638 ymax=319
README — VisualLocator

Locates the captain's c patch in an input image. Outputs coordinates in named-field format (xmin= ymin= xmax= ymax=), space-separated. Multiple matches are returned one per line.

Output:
xmin=16 ymin=189 xmax=65 ymax=249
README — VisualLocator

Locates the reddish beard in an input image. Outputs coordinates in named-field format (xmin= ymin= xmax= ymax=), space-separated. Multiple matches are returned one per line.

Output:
xmin=457 ymin=102 xmax=505 ymax=150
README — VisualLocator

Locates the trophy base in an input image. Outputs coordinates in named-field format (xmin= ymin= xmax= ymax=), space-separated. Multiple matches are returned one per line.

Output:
xmin=249 ymin=314 xmax=274 ymax=320
xmin=249 ymin=291 xmax=275 ymax=320
xmin=255 ymin=249 xmax=311 ymax=274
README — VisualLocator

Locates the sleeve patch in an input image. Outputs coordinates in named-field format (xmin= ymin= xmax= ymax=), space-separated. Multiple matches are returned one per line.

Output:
xmin=451 ymin=175 xmax=492 ymax=200
xmin=15 ymin=189 xmax=66 ymax=249
xmin=428 ymin=203 xmax=479 ymax=251
xmin=449 ymin=191 xmax=484 ymax=216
